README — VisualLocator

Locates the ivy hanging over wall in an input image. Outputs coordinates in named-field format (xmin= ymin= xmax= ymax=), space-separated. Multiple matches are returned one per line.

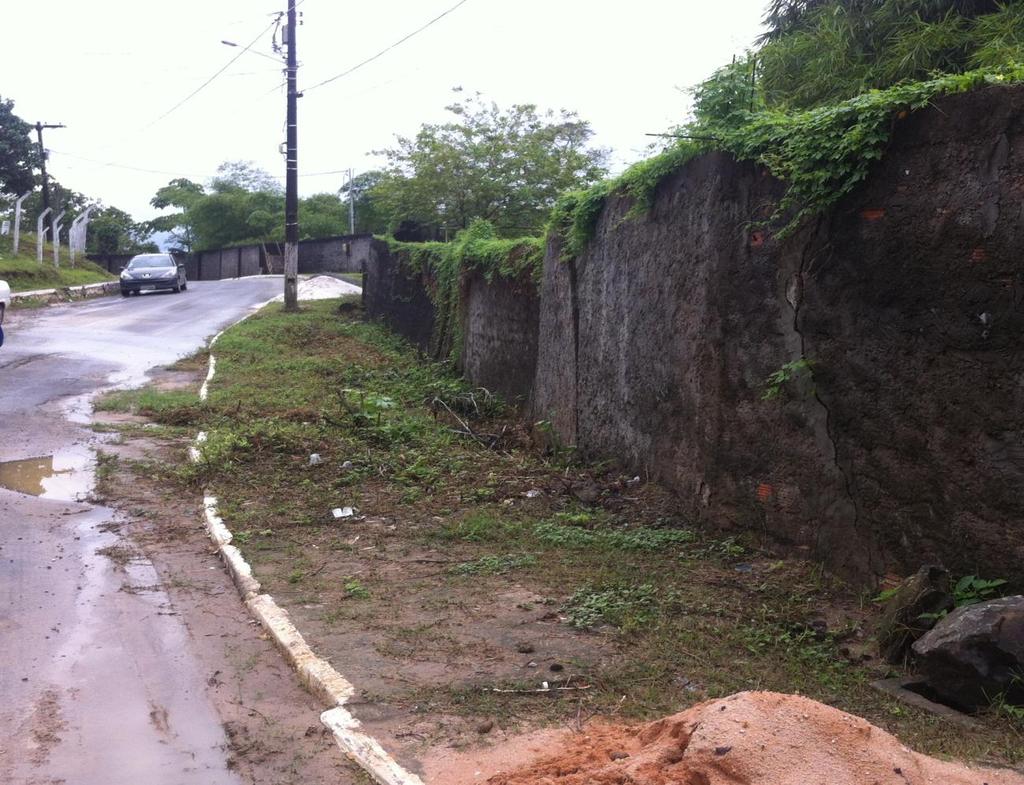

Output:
xmin=385 ymin=220 xmax=543 ymax=363
xmin=550 ymin=64 xmax=1024 ymax=254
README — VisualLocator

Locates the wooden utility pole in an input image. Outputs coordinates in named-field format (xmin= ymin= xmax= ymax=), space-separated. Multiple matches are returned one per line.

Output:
xmin=283 ymin=0 xmax=299 ymax=311
xmin=35 ymin=122 xmax=66 ymax=214
xmin=347 ymin=168 xmax=355 ymax=234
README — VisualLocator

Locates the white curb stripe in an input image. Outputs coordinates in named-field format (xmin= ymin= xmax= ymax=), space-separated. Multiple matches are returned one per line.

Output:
xmin=322 ymin=707 xmax=427 ymax=785
xmin=190 ymin=312 xmax=424 ymax=785
xmin=198 ymin=356 xmax=216 ymax=402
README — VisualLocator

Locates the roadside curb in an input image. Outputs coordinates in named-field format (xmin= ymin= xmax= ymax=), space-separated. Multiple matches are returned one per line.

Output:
xmin=12 ymin=280 xmax=119 ymax=302
xmin=191 ymin=304 xmax=424 ymax=785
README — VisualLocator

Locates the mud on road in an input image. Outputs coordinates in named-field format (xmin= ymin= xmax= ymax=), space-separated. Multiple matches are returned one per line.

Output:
xmin=92 ymin=402 xmax=356 ymax=784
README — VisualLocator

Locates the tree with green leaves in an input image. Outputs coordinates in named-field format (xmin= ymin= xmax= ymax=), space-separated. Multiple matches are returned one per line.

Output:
xmin=88 ymin=206 xmax=158 ymax=255
xmin=339 ymin=170 xmax=390 ymax=235
xmin=149 ymin=178 xmax=205 ymax=251
xmin=0 ymin=96 xmax=38 ymax=197
xmin=150 ymin=161 xmax=355 ymax=250
xmin=369 ymin=90 xmax=609 ymax=238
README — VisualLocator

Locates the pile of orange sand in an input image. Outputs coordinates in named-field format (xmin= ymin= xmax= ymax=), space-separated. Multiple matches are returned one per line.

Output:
xmin=485 ymin=692 xmax=1024 ymax=785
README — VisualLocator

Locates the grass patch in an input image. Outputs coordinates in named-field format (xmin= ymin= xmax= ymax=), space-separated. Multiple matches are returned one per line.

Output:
xmin=0 ymin=253 xmax=114 ymax=292
xmin=105 ymin=295 xmax=1024 ymax=768
xmin=95 ymin=388 xmax=205 ymax=424
xmin=448 ymin=553 xmax=538 ymax=576
xmin=533 ymin=518 xmax=697 ymax=551
xmin=564 ymin=583 xmax=659 ymax=630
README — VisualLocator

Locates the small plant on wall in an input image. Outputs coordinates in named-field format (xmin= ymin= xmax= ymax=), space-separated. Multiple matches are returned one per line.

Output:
xmin=762 ymin=358 xmax=815 ymax=401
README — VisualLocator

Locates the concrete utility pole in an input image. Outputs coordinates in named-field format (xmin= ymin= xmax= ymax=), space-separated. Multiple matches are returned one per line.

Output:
xmin=12 ymin=191 xmax=30 ymax=255
xmin=35 ymin=122 xmax=66 ymax=213
xmin=283 ymin=0 xmax=299 ymax=311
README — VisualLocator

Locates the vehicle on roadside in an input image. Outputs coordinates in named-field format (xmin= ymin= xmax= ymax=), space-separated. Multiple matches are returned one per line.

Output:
xmin=0 ymin=279 xmax=10 ymax=322
xmin=0 ymin=278 xmax=10 ymax=348
xmin=119 ymin=253 xmax=187 ymax=297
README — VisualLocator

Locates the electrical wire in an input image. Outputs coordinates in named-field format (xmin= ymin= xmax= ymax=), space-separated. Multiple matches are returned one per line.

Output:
xmin=50 ymin=149 xmax=351 ymax=181
xmin=302 ymin=0 xmax=471 ymax=93
xmin=48 ymin=149 xmax=204 ymax=178
xmin=141 ymin=16 xmax=281 ymax=130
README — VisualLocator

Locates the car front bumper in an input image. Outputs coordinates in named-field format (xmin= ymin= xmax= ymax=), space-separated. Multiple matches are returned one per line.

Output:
xmin=120 ymin=278 xmax=178 ymax=292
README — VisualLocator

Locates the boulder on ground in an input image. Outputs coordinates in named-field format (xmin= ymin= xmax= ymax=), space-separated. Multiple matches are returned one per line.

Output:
xmin=876 ymin=564 xmax=953 ymax=664
xmin=912 ymin=594 xmax=1024 ymax=710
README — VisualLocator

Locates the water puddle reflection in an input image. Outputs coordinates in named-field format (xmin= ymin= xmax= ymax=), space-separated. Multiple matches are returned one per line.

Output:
xmin=0 ymin=445 xmax=94 ymax=500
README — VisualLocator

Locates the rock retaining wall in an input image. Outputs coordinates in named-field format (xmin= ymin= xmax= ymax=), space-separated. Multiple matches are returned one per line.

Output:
xmin=364 ymin=85 xmax=1024 ymax=583
xmin=534 ymin=85 xmax=1024 ymax=582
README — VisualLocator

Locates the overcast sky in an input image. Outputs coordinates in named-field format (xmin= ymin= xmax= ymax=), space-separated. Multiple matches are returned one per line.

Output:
xmin=3 ymin=1 xmax=768 ymax=222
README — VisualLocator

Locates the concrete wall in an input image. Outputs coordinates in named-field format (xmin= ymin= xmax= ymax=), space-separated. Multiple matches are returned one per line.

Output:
xmin=362 ymin=240 xmax=437 ymax=353
xmin=534 ymin=84 xmax=1024 ymax=584
xmin=299 ymin=235 xmax=373 ymax=274
xmin=87 ymin=234 xmax=369 ymax=281
xmin=360 ymin=84 xmax=1024 ymax=584
xmin=459 ymin=269 xmax=540 ymax=405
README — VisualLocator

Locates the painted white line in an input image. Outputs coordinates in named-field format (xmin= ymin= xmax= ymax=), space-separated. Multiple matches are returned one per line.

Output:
xmin=190 ymin=307 xmax=423 ymax=785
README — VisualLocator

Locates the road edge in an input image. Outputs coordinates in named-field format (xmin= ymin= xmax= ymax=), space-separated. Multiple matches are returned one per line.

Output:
xmin=192 ymin=306 xmax=425 ymax=785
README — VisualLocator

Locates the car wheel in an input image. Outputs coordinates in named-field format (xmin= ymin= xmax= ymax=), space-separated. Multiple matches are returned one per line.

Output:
xmin=120 ymin=289 xmax=129 ymax=297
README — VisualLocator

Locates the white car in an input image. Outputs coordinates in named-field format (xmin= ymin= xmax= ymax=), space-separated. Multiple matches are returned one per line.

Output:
xmin=0 ymin=279 xmax=10 ymax=325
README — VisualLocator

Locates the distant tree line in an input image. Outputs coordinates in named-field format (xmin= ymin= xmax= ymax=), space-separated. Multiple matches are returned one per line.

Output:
xmin=0 ymin=95 xmax=157 ymax=255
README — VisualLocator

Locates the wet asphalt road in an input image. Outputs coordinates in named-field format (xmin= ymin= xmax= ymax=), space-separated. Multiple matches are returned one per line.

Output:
xmin=0 ymin=280 xmax=282 ymax=783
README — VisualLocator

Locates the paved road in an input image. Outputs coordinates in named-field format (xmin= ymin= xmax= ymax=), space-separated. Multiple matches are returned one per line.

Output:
xmin=0 ymin=280 xmax=282 ymax=784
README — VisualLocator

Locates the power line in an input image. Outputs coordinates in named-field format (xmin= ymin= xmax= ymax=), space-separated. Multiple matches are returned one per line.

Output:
xmin=141 ymin=17 xmax=281 ymax=130
xmin=50 ymin=149 xmax=349 ymax=181
xmin=48 ymin=149 xmax=204 ymax=178
xmin=303 ymin=0 xmax=472 ymax=93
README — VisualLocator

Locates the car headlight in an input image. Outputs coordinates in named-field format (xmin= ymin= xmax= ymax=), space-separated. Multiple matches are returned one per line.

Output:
xmin=161 ymin=269 xmax=177 ymax=278
xmin=120 ymin=270 xmax=131 ymax=279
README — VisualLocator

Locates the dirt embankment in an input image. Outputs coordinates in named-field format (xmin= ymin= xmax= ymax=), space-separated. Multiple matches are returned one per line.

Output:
xmin=486 ymin=691 xmax=1024 ymax=785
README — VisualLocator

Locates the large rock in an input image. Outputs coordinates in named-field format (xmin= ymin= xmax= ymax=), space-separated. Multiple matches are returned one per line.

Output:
xmin=876 ymin=565 xmax=953 ymax=664
xmin=912 ymin=595 xmax=1024 ymax=710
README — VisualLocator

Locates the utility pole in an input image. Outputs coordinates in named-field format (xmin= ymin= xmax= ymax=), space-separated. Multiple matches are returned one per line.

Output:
xmin=347 ymin=168 xmax=355 ymax=234
xmin=283 ymin=0 xmax=299 ymax=311
xmin=35 ymin=122 xmax=66 ymax=213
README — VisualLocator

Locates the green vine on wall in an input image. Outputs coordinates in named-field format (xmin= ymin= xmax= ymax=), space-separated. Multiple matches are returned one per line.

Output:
xmin=378 ymin=65 xmax=1024 ymax=366
xmin=386 ymin=220 xmax=543 ymax=364
xmin=549 ymin=64 xmax=1024 ymax=256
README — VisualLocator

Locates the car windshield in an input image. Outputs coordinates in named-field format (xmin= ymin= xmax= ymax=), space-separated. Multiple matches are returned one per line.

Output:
xmin=128 ymin=256 xmax=174 ymax=269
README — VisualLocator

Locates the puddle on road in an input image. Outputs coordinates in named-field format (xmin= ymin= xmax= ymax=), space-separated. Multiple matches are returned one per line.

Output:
xmin=0 ymin=445 xmax=94 ymax=501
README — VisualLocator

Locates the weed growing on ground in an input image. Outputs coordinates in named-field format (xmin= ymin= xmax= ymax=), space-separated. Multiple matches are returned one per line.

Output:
xmin=564 ymin=584 xmax=659 ymax=630
xmin=344 ymin=579 xmax=370 ymax=599
xmin=533 ymin=519 xmax=697 ymax=551
xmin=448 ymin=554 xmax=538 ymax=576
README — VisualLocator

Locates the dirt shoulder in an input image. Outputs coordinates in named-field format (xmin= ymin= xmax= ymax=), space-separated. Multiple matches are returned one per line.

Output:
xmin=96 ymin=299 xmax=1024 ymax=782
xmin=92 ymin=385 xmax=359 ymax=785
